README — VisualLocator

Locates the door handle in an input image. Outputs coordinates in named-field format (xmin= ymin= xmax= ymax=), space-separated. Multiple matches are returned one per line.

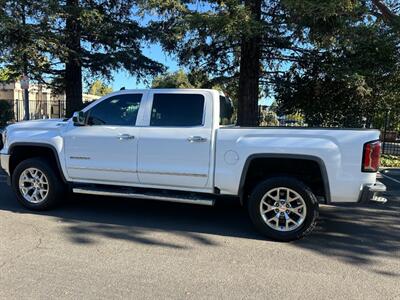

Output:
xmin=118 ymin=134 xmax=135 ymax=140
xmin=187 ymin=136 xmax=207 ymax=143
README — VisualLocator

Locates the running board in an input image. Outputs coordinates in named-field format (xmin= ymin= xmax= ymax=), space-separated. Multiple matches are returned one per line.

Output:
xmin=72 ymin=187 xmax=215 ymax=206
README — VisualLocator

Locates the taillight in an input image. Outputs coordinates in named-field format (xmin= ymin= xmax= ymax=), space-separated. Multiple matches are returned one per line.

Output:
xmin=362 ymin=140 xmax=381 ymax=172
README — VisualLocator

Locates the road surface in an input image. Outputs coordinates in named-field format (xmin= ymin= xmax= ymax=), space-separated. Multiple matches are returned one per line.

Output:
xmin=0 ymin=171 xmax=399 ymax=299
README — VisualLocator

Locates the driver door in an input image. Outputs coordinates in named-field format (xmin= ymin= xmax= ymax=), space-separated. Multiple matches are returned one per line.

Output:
xmin=64 ymin=93 xmax=144 ymax=184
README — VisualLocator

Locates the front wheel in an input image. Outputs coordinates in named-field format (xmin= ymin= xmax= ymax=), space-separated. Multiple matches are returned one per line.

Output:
xmin=12 ymin=157 xmax=65 ymax=210
xmin=248 ymin=177 xmax=319 ymax=241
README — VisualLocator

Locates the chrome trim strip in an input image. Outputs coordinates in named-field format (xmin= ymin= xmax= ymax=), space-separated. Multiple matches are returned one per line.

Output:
xmin=73 ymin=188 xmax=215 ymax=206
xmin=68 ymin=167 xmax=207 ymax=178
xmin=70 ymin=156 xmax=91 ymax=160
xmin=139 ymin=170 xmax=208 ymax=178
xmin=69 ymin=166 xmax=136 ymax=173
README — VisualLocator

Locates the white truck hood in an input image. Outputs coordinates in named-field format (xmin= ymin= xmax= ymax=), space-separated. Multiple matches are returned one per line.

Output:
xmin=3 ymin=119 xmax=69 ymax=152
xmin=7 ymin=119 xmax=68 ymax=131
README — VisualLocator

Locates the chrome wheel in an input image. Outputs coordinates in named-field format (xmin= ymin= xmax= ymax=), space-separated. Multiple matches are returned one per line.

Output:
xmin=18 ymin=168 xmax=49 ymax=204
xmin=259 ymin=187 xmax=307 ymax=232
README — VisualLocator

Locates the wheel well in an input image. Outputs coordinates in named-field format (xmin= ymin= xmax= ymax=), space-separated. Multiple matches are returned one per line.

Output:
xmin=9 ymin=145 xmax=65 ymax=182
xmin=240 ymin=157 xmax=329 ymax=204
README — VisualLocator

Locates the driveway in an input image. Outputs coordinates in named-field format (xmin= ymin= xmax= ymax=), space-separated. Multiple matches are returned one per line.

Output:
xmin=0 ymin=172 xmax=399 ymax=299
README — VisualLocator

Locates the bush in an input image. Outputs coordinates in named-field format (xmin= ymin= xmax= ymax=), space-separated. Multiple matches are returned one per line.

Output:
xmin=381 ymin=155 xmax=400 ymax=168
xmin=260 ymin=110 xmax=279 ymax=126
xmin=0 ymin=101 xmax=13 ymax=126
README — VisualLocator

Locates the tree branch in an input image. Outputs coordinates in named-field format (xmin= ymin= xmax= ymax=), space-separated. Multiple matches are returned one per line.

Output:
xmin=371 ymin=0 xmax=398 ymax=23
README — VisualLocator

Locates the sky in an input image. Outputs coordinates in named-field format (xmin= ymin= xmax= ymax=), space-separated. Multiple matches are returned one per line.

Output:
xmin=111 ymin=43 xmax=179 ymax=91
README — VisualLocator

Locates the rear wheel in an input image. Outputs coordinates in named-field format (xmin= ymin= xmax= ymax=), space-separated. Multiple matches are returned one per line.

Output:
xmin=12 ymin=158 xmax=65 ymax=210
xmin=248 ymin=177 xmax=319 ymax=241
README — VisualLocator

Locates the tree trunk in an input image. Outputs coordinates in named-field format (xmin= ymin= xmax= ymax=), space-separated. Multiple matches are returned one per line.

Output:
xmin=237 ymin=0 xmax=262 ymax=127
xmin=65 ymin=0 xmax=83 ymax=117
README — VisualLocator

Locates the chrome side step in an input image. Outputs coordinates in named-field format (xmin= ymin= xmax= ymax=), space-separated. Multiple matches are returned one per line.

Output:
xmin=72 ymin=187 xmax=215 ymax=206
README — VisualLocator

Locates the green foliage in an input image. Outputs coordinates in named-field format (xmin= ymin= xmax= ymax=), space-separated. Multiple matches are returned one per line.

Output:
xmin=259 ymin=110 xmax=279 ymax=126
xmin=1 ymin=0 xmax=399 ymax=126
xmin=285 ymin=113 xmax=305 ymax=126
xmin=0 ymin=1 xmax=53 ymax=83
xmin=276 ymin=12 xmax=400 ymax=128
xmin=282 ymin=0 xmax=362 ymax=44
xmin=381 ymin=155 xmax=400 ymax=168
xmin=0 ymin=68 xmax=14 ymax=83
xmin=152 ymin=70 xmax=194 ymax=88
xmin=87 ymin=80 xmax=113 ymax=96
xmin=276 ymin=62 xmax=374 ymax=127
xmin=151 ymin=69 xmax=239 ymax=103
xmin=145 ymin=0 xmax=390 ymax=126
xmin=0 ymin=0 xmax=164 ymax=113
xmin=144 ymin=0 xmax=255 ymax=106
xmin=0 ymin=101 xmax=14 ymax=126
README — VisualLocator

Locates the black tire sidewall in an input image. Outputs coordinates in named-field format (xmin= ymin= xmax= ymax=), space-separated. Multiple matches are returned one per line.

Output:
xmin=12 ymin=158 xmax=63 ymax=210
xmin=248 ymin=177 xmax=319 ymax=241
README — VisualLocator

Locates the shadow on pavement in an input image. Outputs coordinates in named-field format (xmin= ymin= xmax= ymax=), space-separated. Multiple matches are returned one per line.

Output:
xmin=0 ymin=179 xmax=399 ymax=272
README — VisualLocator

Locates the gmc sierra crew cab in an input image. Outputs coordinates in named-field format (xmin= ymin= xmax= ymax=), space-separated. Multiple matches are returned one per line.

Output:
xmin=0 ymin=89 xmax=386 ymax=241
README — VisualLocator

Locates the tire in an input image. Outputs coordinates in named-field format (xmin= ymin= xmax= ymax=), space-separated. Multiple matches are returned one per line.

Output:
xmin=12 ymin=157 xmax=65 ymax=210
xmin=248 ymin=176 xmax=319 ymax=242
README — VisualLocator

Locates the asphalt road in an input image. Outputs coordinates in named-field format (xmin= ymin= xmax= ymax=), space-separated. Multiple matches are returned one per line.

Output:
xmin=0 ymin=171 xmax=399 ymax=299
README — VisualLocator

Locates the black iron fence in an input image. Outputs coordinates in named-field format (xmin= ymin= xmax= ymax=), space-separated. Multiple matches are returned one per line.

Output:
xmin=380 ymin=110 xmax=400 ymax=156
xmin=259 ymin=106 xmax=400 ymax=156
xmin=12 ymin=99 xmax=66 ymax=121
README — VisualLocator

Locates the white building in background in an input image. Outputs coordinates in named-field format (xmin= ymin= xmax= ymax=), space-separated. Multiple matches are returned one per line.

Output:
xmin=0 ymin=81 xmax=100 ymax=121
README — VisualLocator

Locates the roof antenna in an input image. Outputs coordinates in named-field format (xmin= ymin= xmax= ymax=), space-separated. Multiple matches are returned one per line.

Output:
xmin=120 ymin=87 xmax=125 ymax=90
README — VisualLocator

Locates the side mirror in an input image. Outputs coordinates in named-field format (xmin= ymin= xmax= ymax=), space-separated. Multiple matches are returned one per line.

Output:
xmin=72 ymin=111 xmax=86 ymax=126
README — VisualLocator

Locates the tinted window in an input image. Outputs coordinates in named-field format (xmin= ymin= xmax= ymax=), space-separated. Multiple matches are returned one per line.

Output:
xmin=87 ymin=94 xmax=142 ymax=126
xmin=220 ymin=96 xmax=234 ymax=125
xmin=150 ymin=94 xmax=205 ymax=127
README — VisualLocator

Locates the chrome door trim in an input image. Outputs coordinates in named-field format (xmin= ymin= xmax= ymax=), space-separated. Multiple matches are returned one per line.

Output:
xmin=69 ymin=166 xmax=137 ymax=173
xmin=138 ymin=170 xmax=208 ymax=178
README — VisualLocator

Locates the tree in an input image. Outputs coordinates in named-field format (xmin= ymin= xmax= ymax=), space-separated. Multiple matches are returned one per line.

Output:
xmin=0 ymin=0 xmax=165 ymax=117
xmin=151 ymin=69 xmax=239 ymax=99
xmin=237 ymin=0 xmax=262 ymax=127
xmin=276 ymin=2 xmax=400 ymax=128
xmin=0 ymin=1 xmax=55 ymax=84
xmin=87 ymin=80 xmax=113 ymax=96
xmin=145 ymin=0 xmax=367 ymax=126
xmin=152 ymin=70 xmax=194 ymax=88
xmin=145 ymin=1 xmax=262 ymax=126
xmin=371 ymin=0 xmax=400 ymax=30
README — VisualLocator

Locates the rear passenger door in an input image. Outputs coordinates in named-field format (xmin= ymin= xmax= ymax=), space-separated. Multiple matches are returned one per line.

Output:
xmin=137 ymin=91 xmax=213 ymax=189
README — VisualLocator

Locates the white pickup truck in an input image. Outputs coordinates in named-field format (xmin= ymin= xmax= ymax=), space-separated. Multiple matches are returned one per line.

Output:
xmin=0 ymin=89 xmax=386 ymax=241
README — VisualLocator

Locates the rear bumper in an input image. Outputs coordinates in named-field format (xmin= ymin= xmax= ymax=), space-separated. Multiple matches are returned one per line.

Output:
xmin=0 ymin=152 xmax=10 ymax=176
xmin=358 ymin=182 xmax=387 ymax=203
